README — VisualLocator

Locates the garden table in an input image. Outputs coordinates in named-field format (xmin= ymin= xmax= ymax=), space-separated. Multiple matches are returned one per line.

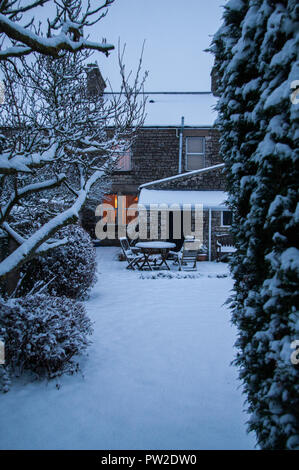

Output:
xmin=135 ymin=241 xmax=176 ymax=271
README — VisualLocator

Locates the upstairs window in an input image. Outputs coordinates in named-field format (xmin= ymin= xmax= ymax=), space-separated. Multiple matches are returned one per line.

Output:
xmin=221 ymin=210 xmax=233 ymax=227
xmin=115 ymin=147 xmax=132 ymax=172
xmin=186 ymin=137 xmax=205 ymax=170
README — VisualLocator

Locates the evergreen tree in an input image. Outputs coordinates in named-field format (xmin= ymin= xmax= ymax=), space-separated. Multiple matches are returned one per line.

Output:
xmin=210 ymin=0 xmax=299 ymax=449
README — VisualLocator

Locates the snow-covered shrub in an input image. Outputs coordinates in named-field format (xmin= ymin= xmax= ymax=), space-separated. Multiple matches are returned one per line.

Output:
xmin=0 ymin=314 xmax=10 ymax=392
xmin=210 ymin=0 xmax=299 ymax=449
xmin=19 ymin=225 xmax=97 ymax=300
xmin=0 ymin=365 xmax=10 ymax=393
xmin=0 ymin=294 xmax=93 ymax=382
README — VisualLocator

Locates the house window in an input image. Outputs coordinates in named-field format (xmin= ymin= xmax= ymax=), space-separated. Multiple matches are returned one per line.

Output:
xmin=186 ymin=137 xmax=205 ymax=170
xmin=116 ymin=147 xmax=132 ymax=172
xmin=221 ymin=210 xmax=233 ymax=227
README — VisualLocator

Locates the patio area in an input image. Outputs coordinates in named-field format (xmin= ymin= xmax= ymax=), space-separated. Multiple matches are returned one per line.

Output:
xmin=0 ymin=247 xmax=256 ymax=450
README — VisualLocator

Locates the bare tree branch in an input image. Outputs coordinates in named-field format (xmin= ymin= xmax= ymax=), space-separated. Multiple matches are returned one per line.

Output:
xmin=0 ymin=42 xmax=147 ymax=281
xmin=0 ymin=170 xmax=102 ymax=277
xmin=0 ymin=0 xmax=115 ymax=60
xmin=0 ymin=174 xmax=66 ymax=224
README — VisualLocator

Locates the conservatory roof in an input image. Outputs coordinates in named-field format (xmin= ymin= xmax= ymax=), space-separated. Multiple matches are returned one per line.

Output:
xmin=138 ymin=189 xmax=228 ymax=210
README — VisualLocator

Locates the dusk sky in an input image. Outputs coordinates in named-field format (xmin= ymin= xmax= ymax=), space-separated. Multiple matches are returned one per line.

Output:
xmin=4 ymin=0 xmax=225 ymax=92
xmin=92 ymin=0 xmax=225 ymax=91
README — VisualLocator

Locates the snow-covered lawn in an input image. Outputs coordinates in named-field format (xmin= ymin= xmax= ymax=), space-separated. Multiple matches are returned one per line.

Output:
xmin=0 ymin=247 xmax=256 ymax=450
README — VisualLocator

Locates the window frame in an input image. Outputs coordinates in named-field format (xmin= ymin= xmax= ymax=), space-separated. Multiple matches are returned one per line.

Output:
xmin=221 ymin=210 xmax=233 ymax=227
xmin=101 ymin=194 xmax=138 ymax=226
xmin=185 ymin=136 xmax=206 ymax=171
xmin=115 ymin=146 xmax=132 ymax=172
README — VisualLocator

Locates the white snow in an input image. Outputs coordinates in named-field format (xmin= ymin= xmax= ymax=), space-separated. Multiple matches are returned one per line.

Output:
xmin=0 ymin=13 xmax=114 ymax=59
xmin=280 ymin=247 xmax=299 ymax=274
xmin=0 ymin=247 xmax=255 ymax=450
xmin=226 ymin=0 xmax=244 ymax=12
xmin=135 ymin=241 xmax=176 ymax=249
xmin=139 ymin=189 xmax=228 ymax=210
xmin=0 ymin=142 xmax=59 ymax=174
xmin=142 ymin=93 xmax=217 ymax=127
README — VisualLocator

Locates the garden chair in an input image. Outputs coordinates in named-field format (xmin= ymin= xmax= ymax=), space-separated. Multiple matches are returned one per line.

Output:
xmin=169 ymin=236 xmax=195 ymax=260
xmin=215 ymin=233 xmax=236 ymax=261
xmin=178 ymin=239 xmax=200 ymax=271
xmin=170 ymin=237 xmax=200 ymax=271
xmin=119 ymin=237 xmax=144 ymax=270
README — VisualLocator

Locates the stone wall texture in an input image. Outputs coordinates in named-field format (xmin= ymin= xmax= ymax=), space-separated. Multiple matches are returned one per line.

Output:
xmin=149 ymin=166 xmax=226 ymax=191
xmin=111 ymin=127 xmax=221 ymax=194
xmin=87 ymin=125 xmax=232 ymax=260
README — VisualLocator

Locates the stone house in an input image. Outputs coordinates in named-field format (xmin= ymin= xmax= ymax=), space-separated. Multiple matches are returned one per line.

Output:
xmin=0 ymin=65 xmax=231 ymax=264
xmin=90 ymin=82 xmax=232 ymax=259
xmin=137 ymin=163 xmax=231 ymax=261
xmin=79 ymin=65 xmax=233 ymax=259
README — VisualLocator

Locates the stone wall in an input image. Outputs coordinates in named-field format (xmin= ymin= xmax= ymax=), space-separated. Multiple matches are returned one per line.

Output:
xmin=96 ymin=126 xmax=225 ymax=254
xmin=111 ymin=127 xmax=221 ymax=194
xmin=202 ymin=210 xmax=230 ymax=260
xmin=148 ymin=166 xmax=226 ymax=191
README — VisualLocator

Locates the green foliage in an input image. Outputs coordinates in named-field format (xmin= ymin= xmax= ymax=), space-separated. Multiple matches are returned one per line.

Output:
xmin=19 ymin=225 xmax=97 ymax=300
xmin=211 ymin=0 xmax=299 ymax=449
xmin=0 ymin=294 xmax=93 ymax=389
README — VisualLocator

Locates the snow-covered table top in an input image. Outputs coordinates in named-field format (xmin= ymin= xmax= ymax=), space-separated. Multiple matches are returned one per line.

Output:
xmin=136 ymin=241 xmax=176 ymax=249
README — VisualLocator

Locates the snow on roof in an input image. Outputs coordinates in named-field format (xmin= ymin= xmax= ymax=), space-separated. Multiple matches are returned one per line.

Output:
xmin=139 ymin=163 xmax=225 ymax=189
xmin=144 ymin=92 xmax=218 ymax=127
xmin=104 ymin=92 xmax=218 ymax=127
xmin=138 ymin=189 xmax=228 ymax=210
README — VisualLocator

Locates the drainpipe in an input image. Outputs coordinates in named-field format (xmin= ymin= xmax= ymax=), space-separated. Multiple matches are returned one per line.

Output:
xmin=208 ymin=208 xmax=212 ymax=261
xmin=178 ymin=116 xmax=184 ymax=174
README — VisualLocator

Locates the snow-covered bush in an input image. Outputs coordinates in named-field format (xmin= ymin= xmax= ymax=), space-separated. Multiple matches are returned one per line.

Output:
xmin=19 ymin=225 xmax=97 ymax=300
xmin=0 ymin=316 xmax=10 ymax=392
xmin=0 ymin=294 xmax=93 ymax=384
xmin=0 ymin=365 xmax=10 ymax=393
xmin=210 ymin=0 xmax=299 ymax=449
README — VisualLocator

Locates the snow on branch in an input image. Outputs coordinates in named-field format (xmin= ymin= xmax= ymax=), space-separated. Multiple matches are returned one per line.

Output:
xmin=2 ymin=221 xmax=25 ymax=245
xmin=0 ymin=170 xmax=102 ymax=278
xmin=0 ymin=174 xmax=66 ymax=224
xmin=0 ymin=142 xmax=60 ymax=175
xmin=0 ymin=0 xmax=115 ymax=60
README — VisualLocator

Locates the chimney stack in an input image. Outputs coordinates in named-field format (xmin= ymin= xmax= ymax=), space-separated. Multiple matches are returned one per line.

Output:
xmin=86 ymin=63 xmax=106 ymax=97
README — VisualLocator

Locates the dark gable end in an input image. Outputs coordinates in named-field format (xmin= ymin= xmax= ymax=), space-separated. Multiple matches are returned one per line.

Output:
xmin=139 ymin=164 xmax=226 ymax=192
